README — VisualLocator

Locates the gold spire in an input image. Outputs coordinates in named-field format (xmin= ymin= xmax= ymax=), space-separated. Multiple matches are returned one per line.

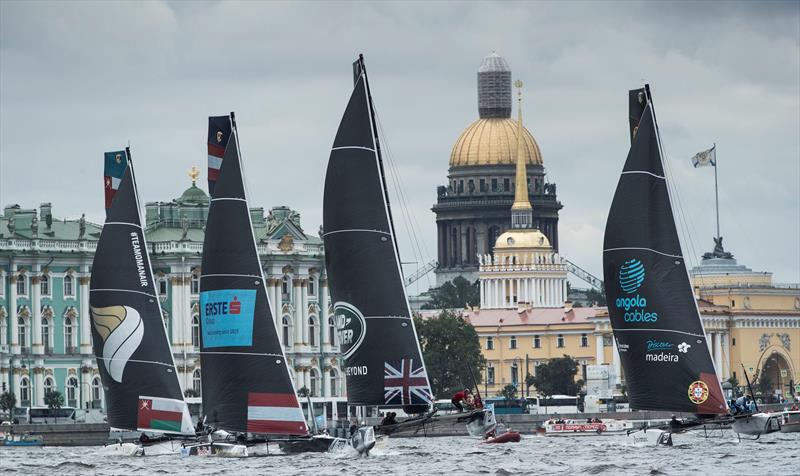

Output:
xmin=512 ymin=80 xmax=532 ymax=211
xmin=188 ymin=166 xmax=200 ymax=185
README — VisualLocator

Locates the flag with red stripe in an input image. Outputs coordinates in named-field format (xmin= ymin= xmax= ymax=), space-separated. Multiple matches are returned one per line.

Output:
xmin=103 ymin=150 xmax=127 ymax=209
xmin=207 ymin=115 xmax=232 ymax=197
xmin=246 ymin=392 xmax=309 ymax=435
xmin=137 ymin=396 xmax=193 ymax=435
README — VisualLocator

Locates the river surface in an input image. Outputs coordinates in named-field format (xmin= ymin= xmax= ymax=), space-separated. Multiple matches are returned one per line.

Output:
xmin=1 ymin=431 xmax=797 ymax=475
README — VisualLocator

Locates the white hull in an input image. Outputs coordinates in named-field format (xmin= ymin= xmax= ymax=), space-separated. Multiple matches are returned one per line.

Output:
xmin=732 ymin=413 xmax=781 ymax=436
xmin=626 ymin=428 xmax=672 ymax=446
xmin=466 ymin=410 xmax=497 ymax=437
xmin=100 ymin=439 xmax=187 ymax=457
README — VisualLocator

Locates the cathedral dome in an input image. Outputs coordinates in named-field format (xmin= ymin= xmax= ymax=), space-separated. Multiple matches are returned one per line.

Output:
xmin=449 ymin=118 xmax=542 ymax=168
xmin=494 ymin=229 xmax=551 ymax=250
xmin=177 ymin=183 xmax=209 ymax=204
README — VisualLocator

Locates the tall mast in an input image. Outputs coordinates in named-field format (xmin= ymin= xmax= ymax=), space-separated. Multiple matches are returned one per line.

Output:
xmin=713 ymin=142 xmax=720 ymax=239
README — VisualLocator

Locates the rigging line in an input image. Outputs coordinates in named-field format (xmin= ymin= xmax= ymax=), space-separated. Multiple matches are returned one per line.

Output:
xmin=94 ymin=356 xmax=174 ymax=368
xmin=661 ymin=144 xmax=703 ymax=282
xmin=90 ymin=288 xmax=157 ymax=298
xmin=103 ymin=221 xmax=143 ymax=228
xmin=198 ymin=351 xmax=286 ymax=358
xmin=602 ymin=247 xmax=682 ymax=259
xmin=612 ymin=328 xmax=707 ymax=338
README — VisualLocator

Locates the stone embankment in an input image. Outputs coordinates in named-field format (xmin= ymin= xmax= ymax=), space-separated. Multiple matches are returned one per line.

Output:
xmin=6 ymin=423 xmax=110 ymax=446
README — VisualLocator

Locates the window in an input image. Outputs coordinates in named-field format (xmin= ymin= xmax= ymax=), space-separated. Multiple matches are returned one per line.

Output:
xmin=479 ymin=178 xmax=486 ymax=192
xmin=603 ymin=335 xmax=613 ymax=347
xmin=732 ymin=338 xmax=736 ymax=346
xmin=731 ymin=299 xmax=735 ymax=308
xmin=63 ymin=274 xmax=74 ymax=297
xmin=533 ymin=335 xmax=541 ymax=349
xmin=64 ymin=317 xmax=74 ymax=351
xmin=307 ymin=277 xmax=316 ymax=297
xmin=509 ymin=335 xmax=517 ymax=349
xmin=20 ymin=377 xmax=30 ymax=404
xmin=329 ymin=369 xmax=339 ymax=397
xmin=468 ymin=179 xmax=475 ymax=192
xmin=91 ymin=377 xmax=102 ymax=403
xmin=0 ymin=316 xmax=6 ymax=346
xmin=17 ymin=274 xmax=26 ymax=296
xmin=503 ymin=178 xmax=510 ymax=192
xmin=18 ymin=316 xmax=28 ymax=349
xmin=486 ymin=336 xmax=494 ymax=350
xmin=43 ymin=376 xmax=55 ymax=396
xmin=308 ymin=316 xmax=318 ymax=346
xmin=191 ymin=273 xmax=200 ymax=295
xmin=282 ymin=276 xmax=291 ymax=300
xmin=557 ymin=334 xmax=565 ymax=348
xmin=67 ymin=377 xmax=78 ymax=406
xmin=191 ymin=315 xmax=200 ymax=348
xmin=310 ymin=369 xmax=319 ymax=397
xmin=42 ymin=317 xmax=51 ymax=353
xmin=511 ymin=363 xmax=519 ymax=385
xmin=487 ymin=366 xmax=495 ymax=385
xmin=193 ymin=369 xmax=202 ymax=396
xmin=157 ymin=278 xmax=168 ymax=299
xmin=328 ymin=317 xmax=336 ymax=345
xmin=458 ymin=180 xmax=464 ymax=193
xmin=40 ymin=275 xmax=50 ymax=296
xmin=282 ymin=316 xmax=291 ymax=346
xmin=581 ymin=334 xmax=588 ymax=347
xmin=491 ymin=178 xmax=498 ymax=192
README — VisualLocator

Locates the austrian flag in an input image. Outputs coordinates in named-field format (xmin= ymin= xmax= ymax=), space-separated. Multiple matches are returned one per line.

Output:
xmin=246 ymin=392 xmax=308 ymax=435
xmin=207 ymin=115 xmax=232 ymax=197
xmin=137 ymin=396 xmax=191 ymax=434
xmin=103 ymin=150 xmax=128 ymax=209
xmin=384 ymin=359 xmax=433 ymax=406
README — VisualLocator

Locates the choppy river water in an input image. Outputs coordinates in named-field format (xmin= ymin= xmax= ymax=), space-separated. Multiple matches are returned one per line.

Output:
xmin=1 ymin=431 xmax=798 ymax=475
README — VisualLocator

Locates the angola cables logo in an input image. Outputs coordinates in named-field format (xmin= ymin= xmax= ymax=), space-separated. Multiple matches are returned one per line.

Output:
xmin=619 ymin=259 xmax=645 ymax=293
xmin=91 ymin=305 xmax=144 ymax=383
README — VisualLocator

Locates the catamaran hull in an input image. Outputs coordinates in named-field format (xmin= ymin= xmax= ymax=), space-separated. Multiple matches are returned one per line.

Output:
xmin=732 ymin=413 xmax=781 ymax=436
xmin=466 ymin=410 xmax=497 ymax=437
xmin=626 ymin=429 xmax=673 ymax=446
xmin=282 ymin=428 xmax=376 ymax=456
xmin=180 ymin=442 xmax=248 ymax=458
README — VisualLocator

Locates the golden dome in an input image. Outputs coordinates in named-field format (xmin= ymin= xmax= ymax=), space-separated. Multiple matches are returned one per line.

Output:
xmin=449 ymin=118 xmax=542 ymax=168
xmin=494 ymin=229 xmax=551 ymax=250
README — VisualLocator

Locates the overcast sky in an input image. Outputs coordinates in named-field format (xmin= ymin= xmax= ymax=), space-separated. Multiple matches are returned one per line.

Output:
xmin=1 ymin=0 xmax=798 ymax=291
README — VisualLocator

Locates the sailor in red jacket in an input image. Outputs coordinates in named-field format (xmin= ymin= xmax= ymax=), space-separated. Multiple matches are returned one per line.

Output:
xmin=451 ymin=389 xmax=471 ymax=412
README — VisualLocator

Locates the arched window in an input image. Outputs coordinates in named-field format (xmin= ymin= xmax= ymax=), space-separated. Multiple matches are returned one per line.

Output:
xmin=63 ymin=274 xmax=74 ymax=297
xmin=66 ymin=376 xmax=78 ymax=406
xmin=17 ymin=274 xmax=27 ymax=296
xmin=282 ymin=316 xmax=291 ymax=347
xmin=157 ymin=277 xmax=168 ymax=299
xmin=191 ymin=272 xmax=201 ymax=295
xmin=557 ymin=334 xmax=565 ymax=348
xmin=42 ymin=316 xmax=52 ymax=353
xmin=193 ymin=369 xmax=202 ymax=396
xmin=20 ymin=376 xmax=30 ymax=404
xmin=281 ymin=275 xmax=291 ymax=300
xmin=511 ymin=363 xmax=519 ymax=385
xmin=310 ymin=368 xmax=319 ymax=397
xmin=308 ymin=316 xmax=318 ymax=347
xmin=40 ymin=275 xmax=50 ymax=296
xmin=307 ymin=277 xmax=316 ymax=297
xmin=191 ymin=315 xmax=200 ymax=348
xmin=329 ymin=369 xmax=338 ymax=397
xmin=509 ymin=335 xmax=517 ymax=349
xmin=43 ymin=376 xmax=55 ymax=396
xmin=18 ymin=316 xmax=28 ymax=349
xmin=91 ymin=377 xmax=102 ymax=405
xmin=64 ymin=316 xmax=74 ymax=351
xmin=328 ymin=317 xmax=336 ymax=346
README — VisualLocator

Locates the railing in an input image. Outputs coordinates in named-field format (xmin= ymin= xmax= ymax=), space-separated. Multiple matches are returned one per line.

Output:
xmin=68 ymin=400 xmax=77 ymax=408
xmin=44 ymin=345 xmax=52 ymax=355
xmin=66 ymin=346 xmax=78 ymax=354
xmin=20 ymin=347 xmax=30 ymax=354
xmin=0 ymin=238 xmax=97 ymax=253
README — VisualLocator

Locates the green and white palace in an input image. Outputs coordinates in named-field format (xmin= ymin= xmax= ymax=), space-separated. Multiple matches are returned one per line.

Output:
xmin=0 ymin=177 xmax=344 ymax=411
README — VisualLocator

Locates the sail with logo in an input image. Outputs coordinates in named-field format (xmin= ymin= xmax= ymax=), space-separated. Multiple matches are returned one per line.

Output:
xmin=89 ymin=148 xmax=194 ymax=435
xmin=200 ymin=114 xmax=309 ymax=436
xmin=602 ymin=85 xmax=727 ymax=415
xmin=323 ymin=55 xmax=433 ymax=409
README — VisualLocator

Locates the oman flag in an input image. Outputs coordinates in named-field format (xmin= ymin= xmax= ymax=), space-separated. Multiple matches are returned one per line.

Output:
xmin=246 ymin=393 xmax=309 ymax=435
xmin=137 ymin=396 xmax=191 ymax=434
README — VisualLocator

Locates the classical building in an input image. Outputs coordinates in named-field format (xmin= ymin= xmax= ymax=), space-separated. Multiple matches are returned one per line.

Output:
xmin=433 ymin=52 xmax=562 ymax=285
xmin=0 ymin=176 xmax=346 ymax=411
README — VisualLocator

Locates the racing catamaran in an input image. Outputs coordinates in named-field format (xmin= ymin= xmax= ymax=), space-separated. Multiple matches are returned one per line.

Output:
xmin=91 ymin=148 xmax=195 ymax=456
xmin=603 ymin=86 xmax=730 ymax=445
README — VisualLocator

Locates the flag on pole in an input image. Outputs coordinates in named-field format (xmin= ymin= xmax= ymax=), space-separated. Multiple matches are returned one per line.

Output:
xmin=691 ymin=145 xmax=716 ymax=168
xmin=103 ymin=150 xmax=128 ymax=209
xmin=207 ymin=115 xmax=232 ymax=197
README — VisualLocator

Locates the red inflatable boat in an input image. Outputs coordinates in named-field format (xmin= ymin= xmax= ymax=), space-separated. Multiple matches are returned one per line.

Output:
xmin=483 ymin=431 xmax=521 ymax=444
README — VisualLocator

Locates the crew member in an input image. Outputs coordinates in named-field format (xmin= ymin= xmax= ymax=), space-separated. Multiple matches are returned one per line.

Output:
xmin=451 ymin=388 xmax=471 ymax=412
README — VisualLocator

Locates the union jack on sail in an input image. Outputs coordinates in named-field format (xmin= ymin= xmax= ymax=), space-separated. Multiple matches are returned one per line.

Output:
xmin=384 ymin=358 xmax=432 ymax=405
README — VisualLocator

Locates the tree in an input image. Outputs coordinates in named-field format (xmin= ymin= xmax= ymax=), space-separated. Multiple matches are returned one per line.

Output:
xmin=501 ymin=384 xmax=517 ymax=401
xmin=585 ymin=285 xmax=607 ymax=306
xmin=422 ymin=276 xmax=479 ymax=309
xmin=727 ymin=376 xmax=741 ymax=398
xmin=531 ymin=355 xmax=582 ymax=401
xmin=184 ymin=389 xmax=199 ymax=398
xmin=0 ymin=391 xmax=16 ymax=415
xmin=297 ymin=386 xmax=310 ymax=398
xmin=414 ymin=310 xmax=486 ymax=398
xmin=45 ymin=390 xmax=64 ymax=422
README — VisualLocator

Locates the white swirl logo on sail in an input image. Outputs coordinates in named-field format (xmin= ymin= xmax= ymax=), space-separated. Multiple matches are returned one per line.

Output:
xmin=91 ymin=305 xmax=144 ymax=383
xmin=334 ymin=301 xmax=366 ymax=360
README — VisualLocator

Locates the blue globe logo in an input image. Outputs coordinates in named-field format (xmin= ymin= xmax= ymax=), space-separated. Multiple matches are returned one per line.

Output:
xmin=619 ymin=259 xmax=645 ymax=294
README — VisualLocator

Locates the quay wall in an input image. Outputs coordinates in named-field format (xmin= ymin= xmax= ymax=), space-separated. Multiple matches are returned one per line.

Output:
xmin=6 ymin=423 xmax=110 ymax=446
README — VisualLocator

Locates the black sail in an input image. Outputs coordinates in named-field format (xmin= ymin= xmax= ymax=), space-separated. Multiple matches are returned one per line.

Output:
xmin=323 ymin=56 xmax=433 ymax=408
xmin=602 ymin=87 xmax=727 ymax=415
xmin=89 ymin=149 xmax=193 ymax=434
xmin=200 ymin=115 xmax=308 ymax=435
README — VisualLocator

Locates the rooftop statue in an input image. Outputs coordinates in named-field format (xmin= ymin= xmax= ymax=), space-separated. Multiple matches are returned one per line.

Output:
xmin=702 ymin=236 xmax=734 ymax=260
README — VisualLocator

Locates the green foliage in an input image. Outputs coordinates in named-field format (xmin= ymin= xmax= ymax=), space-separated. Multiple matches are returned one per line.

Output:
xmin=414 ymin=310 xmax=486 ymax=398
xmin=422 ymin=276 xmax=479 ymax=309
xmin=524 ymin=373 xmax=535 ymax=393
xmin=727 ymin=376 xmax=741 ymax=397
xmin=0 ymin=391 xmax=16 ymax=413
xmin=584 ymin=285 xmax=607 ymax=306
xmin=297 ymin=386 xmax=310 ymax=398
xmin=531 ymin=355 xmax=582 ymax=398
xmin=45 ymin=390 xmax=64 ymax=410
xmin=500 ymin=384 xmax=518 ymax=401
xmin=184 ymin=389 xmax=200 ymax=398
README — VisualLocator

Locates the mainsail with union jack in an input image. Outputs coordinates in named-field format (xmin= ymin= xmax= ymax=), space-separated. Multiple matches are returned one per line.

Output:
xmin=384 ymin=359 xmax=433 ymax=406
xmin=323 ymin=55 xmax=433 ymax=409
